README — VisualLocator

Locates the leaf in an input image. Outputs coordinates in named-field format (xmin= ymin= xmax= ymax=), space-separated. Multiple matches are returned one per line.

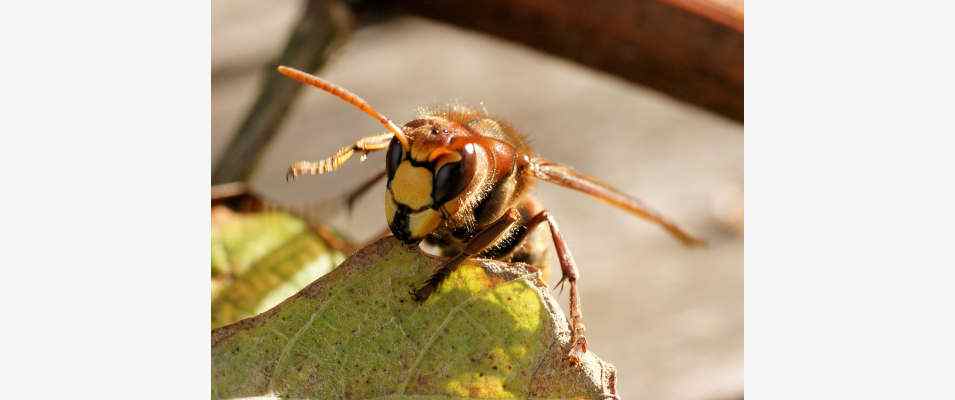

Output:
xmin=212 ymin=237 xmax=618 ymax=399
xmin=212 ymin=209 xmax=346 ymax=329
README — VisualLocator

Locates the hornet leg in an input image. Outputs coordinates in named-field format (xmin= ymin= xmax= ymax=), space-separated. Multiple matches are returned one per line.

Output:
xmin=525 ymin=210 xmax=587 ymax=363
xmin=412 ymin=209 xmax=520 ymax=302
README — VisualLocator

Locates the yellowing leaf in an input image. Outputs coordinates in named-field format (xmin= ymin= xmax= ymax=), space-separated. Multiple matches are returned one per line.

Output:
xmin=212 ymin=211 xmax=346 ymax=328
xmin=212 ymin=237 xmax=618 ymax=399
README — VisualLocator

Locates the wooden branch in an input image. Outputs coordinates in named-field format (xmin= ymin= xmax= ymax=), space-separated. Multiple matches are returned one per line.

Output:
xmin=212 ymin=0 xmax=353 ymax=185
xmin=401 ymin=0 xmax=744 ymax=121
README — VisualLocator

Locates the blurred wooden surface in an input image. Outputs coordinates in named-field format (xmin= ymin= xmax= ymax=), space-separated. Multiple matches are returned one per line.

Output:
xmin=213 ymin=1 xmax=742 ymax=398
xmin=402 ymin=0 xmax=744 ymax=121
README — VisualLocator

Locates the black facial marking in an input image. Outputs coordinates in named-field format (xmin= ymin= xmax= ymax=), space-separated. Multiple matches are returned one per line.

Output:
xmin=389 ymin=203 xmax=416 ymax=244
xmin=430 ymin=143 xmax=477 ymax=208
xmin=385 ymin=137 xmax=403 ymax=186
xmin=432 ymin=162 xmax=464 ymax=206
xmin=408 ymin=158 xmax=437 ymax=169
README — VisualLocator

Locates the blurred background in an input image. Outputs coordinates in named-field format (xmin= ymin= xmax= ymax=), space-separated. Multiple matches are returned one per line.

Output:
xmin=213 ymin=0 xmax=742 ymax=398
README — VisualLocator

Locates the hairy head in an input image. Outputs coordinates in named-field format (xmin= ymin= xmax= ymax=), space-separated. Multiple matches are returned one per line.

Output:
xmin=384 ymin=118 xmax=479 ymax=243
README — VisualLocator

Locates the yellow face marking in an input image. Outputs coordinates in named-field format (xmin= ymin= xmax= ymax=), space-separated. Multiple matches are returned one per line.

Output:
xmin=408 ymin=208 xmax=442 ymax=238
xmin=391 ymin=161 xmax=433 ymax=210
xmin=429 ymin=148 xmax=462 ymax=164
xmin=384 ymin=191 xmax=397 ymax=226
xmin=411 ymin=144 xmax=431 ymax=163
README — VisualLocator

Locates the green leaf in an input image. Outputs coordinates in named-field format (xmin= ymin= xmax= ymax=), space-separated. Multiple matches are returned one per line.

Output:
xmin=212 ymin=211 xmax=346 ymax=329
xmin=212 ymin=237 xmax=618 ymax=399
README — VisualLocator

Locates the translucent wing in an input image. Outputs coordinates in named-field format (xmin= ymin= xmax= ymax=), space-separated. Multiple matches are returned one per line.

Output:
xmin=530 ymin=157 xmax=704 ymax=246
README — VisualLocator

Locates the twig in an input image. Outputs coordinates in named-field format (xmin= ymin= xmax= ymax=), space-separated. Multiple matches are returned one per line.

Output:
xmin=401 ymin=0 xmax=743 ymax=121
xmin=212 ymin=0 xmax=353 ymax=185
